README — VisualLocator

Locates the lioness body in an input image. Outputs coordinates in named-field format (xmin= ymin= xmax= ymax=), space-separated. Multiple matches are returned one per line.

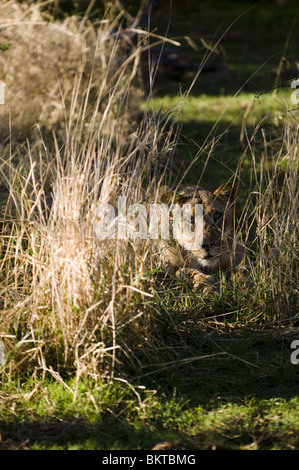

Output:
xmin=157 ymin=183 xmax=246 ymax=288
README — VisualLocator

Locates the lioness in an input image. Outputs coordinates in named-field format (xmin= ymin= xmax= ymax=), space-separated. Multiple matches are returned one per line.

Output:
xmin=156 ymin=182 xmax=246 ymax=289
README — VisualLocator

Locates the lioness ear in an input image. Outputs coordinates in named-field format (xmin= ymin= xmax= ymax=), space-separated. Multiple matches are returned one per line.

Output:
xmin=158 ymin=186 xmax=174 ymax=204
xmin=158 ymin=186 xmax=185 ymax=205
xmin=213 ymin=182 xmax=238 ymax=202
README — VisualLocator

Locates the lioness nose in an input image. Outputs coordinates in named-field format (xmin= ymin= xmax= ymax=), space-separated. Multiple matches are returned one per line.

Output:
xmin=202 ymin=244 xmax=210 ymax=253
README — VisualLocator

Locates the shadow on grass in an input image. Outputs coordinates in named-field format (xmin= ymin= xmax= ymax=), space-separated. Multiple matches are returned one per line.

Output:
xmin=136 ymin=324 xmax=299 ymax=400
xmin=0 ymin=418 xmax=200 ymax=450
xmin=0 ymin=399 xmax=298 ymax=450
xmin=147 ymin=0 xmax=299 ymax=97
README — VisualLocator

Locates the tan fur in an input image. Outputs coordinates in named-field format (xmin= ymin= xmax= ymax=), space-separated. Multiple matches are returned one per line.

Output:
xmin=156 ymin=182 xmax=246 ymax=289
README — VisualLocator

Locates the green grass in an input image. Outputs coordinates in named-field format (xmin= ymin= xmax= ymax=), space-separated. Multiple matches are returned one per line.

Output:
xmin=143 ymin=87 xmax=292 ymax=188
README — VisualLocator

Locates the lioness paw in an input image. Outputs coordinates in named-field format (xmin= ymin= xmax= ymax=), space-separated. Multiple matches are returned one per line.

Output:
xmin=175 ymin=268 xmax=212 ymax=291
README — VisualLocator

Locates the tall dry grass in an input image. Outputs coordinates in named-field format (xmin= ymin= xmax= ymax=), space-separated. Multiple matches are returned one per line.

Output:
xmin=237 ymin=115 xmax=298 ymax=323
xmin=0 ymin=0 xmax=179 ymax=382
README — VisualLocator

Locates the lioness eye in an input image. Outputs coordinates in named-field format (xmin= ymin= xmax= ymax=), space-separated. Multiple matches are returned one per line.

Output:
xmin=214 ymin=211 xmax=222 ymax=221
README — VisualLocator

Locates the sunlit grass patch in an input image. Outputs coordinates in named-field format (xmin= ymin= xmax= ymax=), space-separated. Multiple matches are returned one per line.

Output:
xmin=143 ymin=90 xmax=292 ymax=127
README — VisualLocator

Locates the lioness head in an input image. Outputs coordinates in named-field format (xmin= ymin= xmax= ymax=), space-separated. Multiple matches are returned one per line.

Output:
xmin=158 ymin=182 xmax=245 ymax=273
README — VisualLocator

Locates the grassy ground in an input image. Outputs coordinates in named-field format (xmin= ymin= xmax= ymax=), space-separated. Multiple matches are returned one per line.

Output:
xmin=1 ymin=375 xmax=299 ymax=450
xmin=1 ymin=325 xmax=299 ymax=451
xmin=0 ymin=0 xmax=298 ymax=450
